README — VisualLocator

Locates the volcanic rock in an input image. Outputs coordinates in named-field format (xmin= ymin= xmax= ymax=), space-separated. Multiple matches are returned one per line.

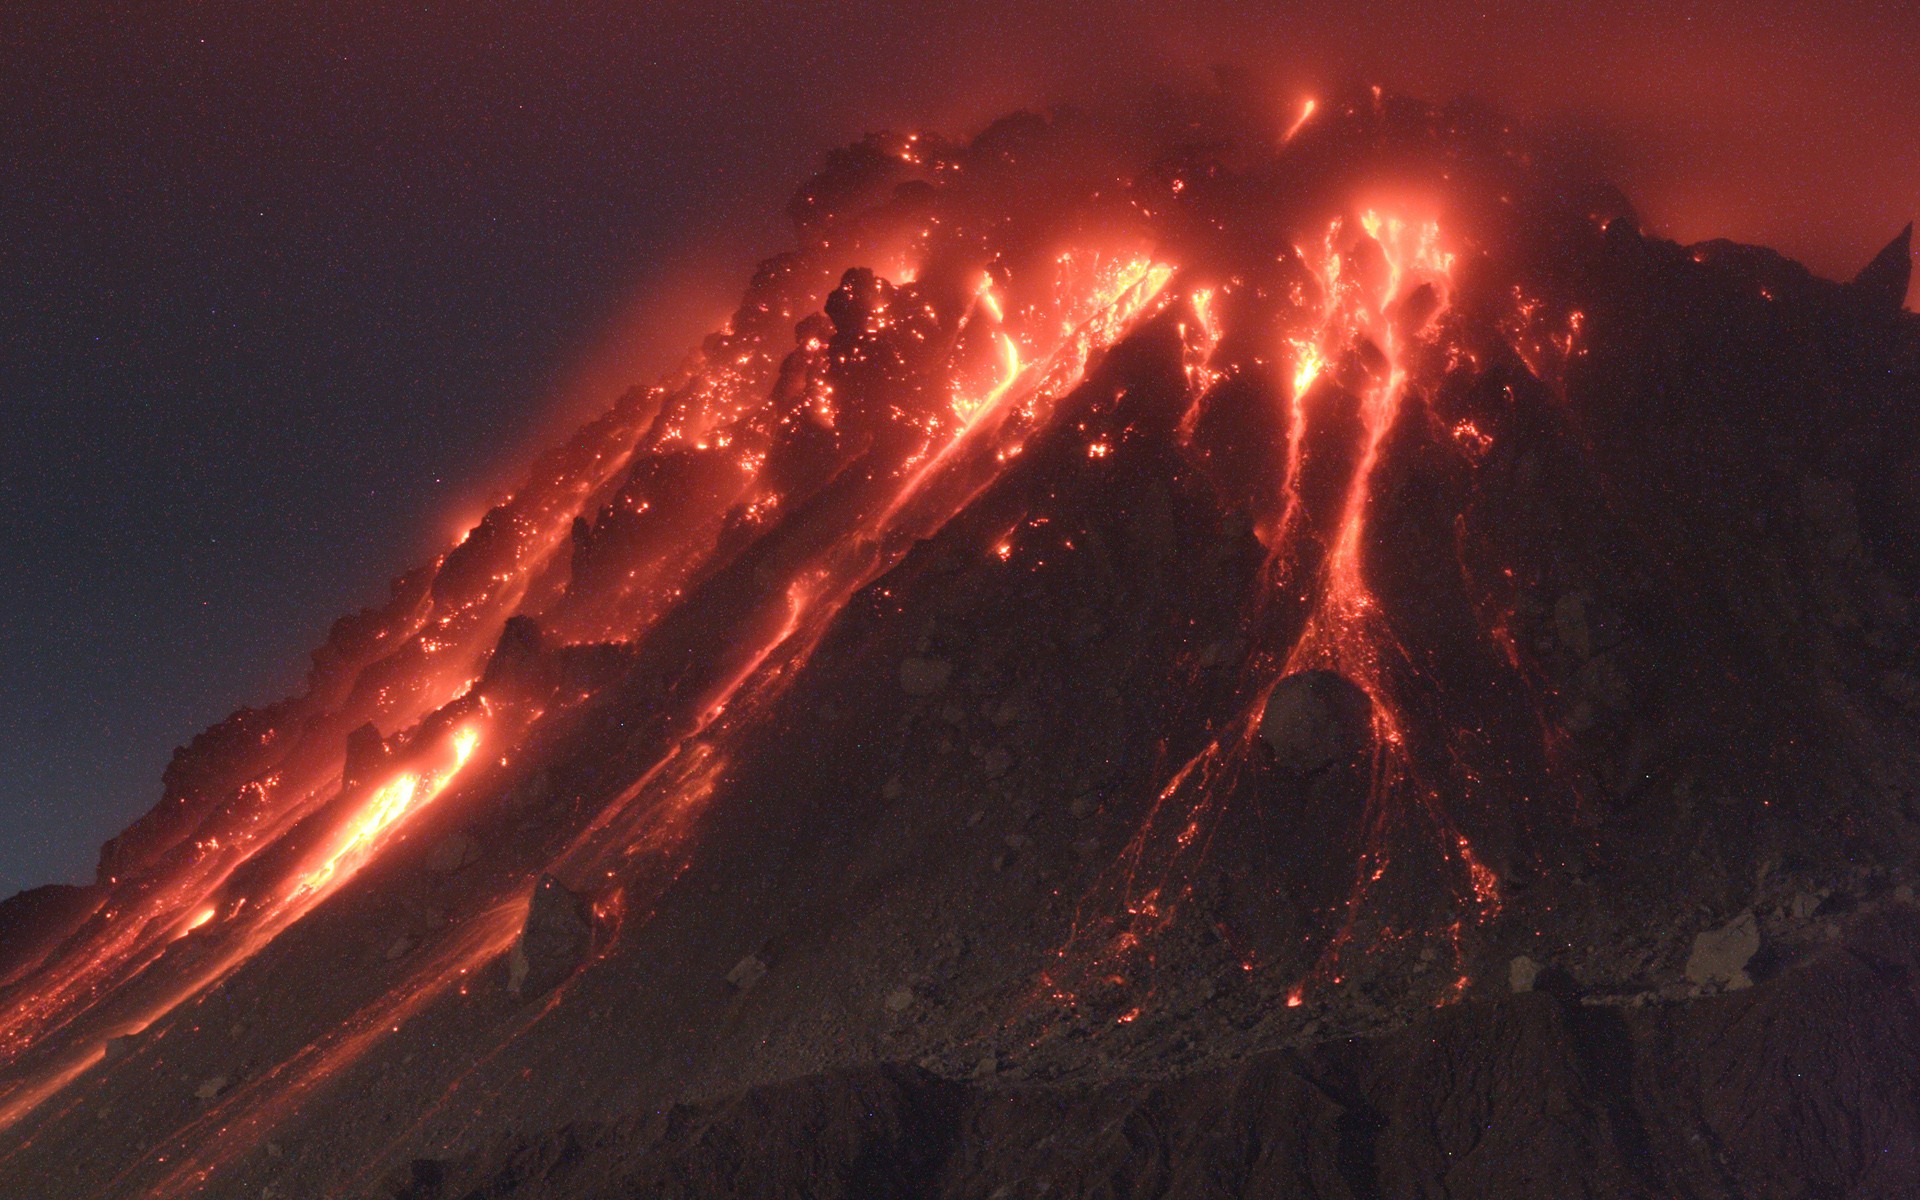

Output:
xmin=1257 ymin=670 xmax=1373 ymax=776
xmin=425 ymin=832 xmax=481 ymax=874
xmin=726 ymin=954 xmax=770 ymax=993
xmin=1849 ymin=222 xmax=1913 ymax=310
xmin=1509 ymin=955 xmax=1542 ymax=993
xmin=0 ymin=883 xmax=97 ymax=986
xmin=480 ymin=615 xmax=547 ymax=693
xmin=506 ymin=876 xmax=594 ymax=999
xmin=9 ymin=89 xmax=1920 ymax=1200
xmin=387 ymin=916 xmax=1920 ymax=1199
xmin=1685 ymin=910 xmax=1761 ymax=989
xmin=341 ymin=722 xmax=389 ymax=792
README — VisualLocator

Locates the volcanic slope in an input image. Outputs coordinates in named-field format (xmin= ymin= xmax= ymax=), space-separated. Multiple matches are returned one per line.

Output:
xmin=2 ymin=89 xmax=1919 ymax=1199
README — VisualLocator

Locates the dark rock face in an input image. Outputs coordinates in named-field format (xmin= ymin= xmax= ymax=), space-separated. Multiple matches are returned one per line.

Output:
xmin=1851 ymin=223 xmax=1914 ymax=310
xmin=507 ymin=876 xmax=594 ymax=999
xmin=0 ymin=884 xmax=96 ymax=988
xmin=341 ymin=721 xmax=390 ymax=793
xmin=388 ymin=911 xmax=1920 ymax=1200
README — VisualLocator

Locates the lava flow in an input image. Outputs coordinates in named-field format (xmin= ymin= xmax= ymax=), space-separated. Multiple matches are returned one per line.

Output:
xmin=5 ymin=85 xmax=1909 ymax=1199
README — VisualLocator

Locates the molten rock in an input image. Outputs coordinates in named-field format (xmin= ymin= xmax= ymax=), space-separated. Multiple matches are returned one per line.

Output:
xmin=506 ymin=876 xmax=593 ymax=999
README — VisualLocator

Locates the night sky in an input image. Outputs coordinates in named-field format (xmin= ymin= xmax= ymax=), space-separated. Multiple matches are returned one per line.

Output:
xmin=2 ymin=2 xmax=1914 ymax=900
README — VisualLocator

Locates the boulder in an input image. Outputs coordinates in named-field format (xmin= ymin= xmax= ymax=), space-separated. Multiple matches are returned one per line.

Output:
xmin=481 ymin=616 xmax=547 ymax=692
xmin=426 ymin=833 xmax=481 ymax=874
xmin=507 ymin=876 xmax=594 ymax=999
xmin=1685 ymin=910 xmax=1760 ymax=989
xmin=1258 ymin=670 xmax=1373 ymax=776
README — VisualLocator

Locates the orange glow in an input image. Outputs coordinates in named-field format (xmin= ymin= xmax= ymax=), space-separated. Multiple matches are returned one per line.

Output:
xmin=293 ymin=726 xmax=481 ymax=901
xmin=1284 ymin=98 xmax=1317 ymax=143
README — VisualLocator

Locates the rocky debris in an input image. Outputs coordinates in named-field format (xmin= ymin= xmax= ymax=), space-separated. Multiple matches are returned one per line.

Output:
xmin=506 ymin=876 xmax=594 ymax=999
xmin=387 ymin=917 xmax=1920 ymax=1200
xmin=425 ymin=833 xmax=481 ymax=874
xmin=883 ymin=988 xmax=917 ymax=1014
xmin=385 ymin=935 xmax=417 ymax=962
xmin=1685 ymin=909 xmax=1761 ymax=989
xmin=1258 ymin=670 xmax=1372 ymax=776
xmin=726 ymin=954 xmax=769 ymax=993
xmin=898 ymin=656 xmax=952 ymax=696
xmin=1509 ymin=955 xmax=1542 ymax=993
xmin=193 ymin=1075 xmax=230 ymax=1101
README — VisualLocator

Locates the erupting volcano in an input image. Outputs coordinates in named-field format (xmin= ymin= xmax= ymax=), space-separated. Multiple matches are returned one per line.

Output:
xmin=4 ymin=86 xmax=1920 ymax=1198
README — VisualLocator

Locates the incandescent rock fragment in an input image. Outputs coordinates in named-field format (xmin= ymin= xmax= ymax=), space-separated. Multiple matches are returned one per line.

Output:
xmin=507 ymin=876 xmax=594 ymax=999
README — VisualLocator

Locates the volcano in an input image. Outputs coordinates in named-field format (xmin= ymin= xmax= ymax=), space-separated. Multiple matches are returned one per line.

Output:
xmin=3 ymin=88 xmax=1919 ymax=1199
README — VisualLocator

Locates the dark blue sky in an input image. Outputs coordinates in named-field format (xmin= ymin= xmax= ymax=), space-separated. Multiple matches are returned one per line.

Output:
xmin=1 ymin=1 xmax=1913 ymax=899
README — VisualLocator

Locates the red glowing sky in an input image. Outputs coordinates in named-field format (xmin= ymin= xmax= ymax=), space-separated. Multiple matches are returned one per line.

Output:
xmin=803 ymin=1 xmax=1917 ymax=305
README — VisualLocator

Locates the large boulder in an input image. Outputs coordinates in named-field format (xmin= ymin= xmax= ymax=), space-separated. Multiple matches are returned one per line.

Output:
xmin=1258 ymin=670 xmax=1373 ymax=776
xmin=507 ymin=876 xmax=594 ymax=999
xmin=1685 ymin=910 xmax=1761 ymax=989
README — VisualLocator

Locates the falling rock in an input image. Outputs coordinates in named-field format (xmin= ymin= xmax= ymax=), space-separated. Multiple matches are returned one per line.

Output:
xmin=425 ymin=832 xmax=481 ymax=874
xmin=726 ymin=954 xmax=770 ymax=993
xmin=384 ymin=934 xmax=417 ymax=962
xmin=1509 ymin=955 xmax=1542 ymax=994
xmin=194 ymin=1075 xmax=231 ymax=1101
xmin=507 ymin=876 xmax=594 ymax=999
xmin=884 ymin=987 xmax=917 ymax=1013
xmin=1258 ymin=670 xmax=1373 ymax=776
xmin=1685 ymin=910 xmax=1761 ymax=988
xmin=899 ymin=657 xmax=953 ymax=696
